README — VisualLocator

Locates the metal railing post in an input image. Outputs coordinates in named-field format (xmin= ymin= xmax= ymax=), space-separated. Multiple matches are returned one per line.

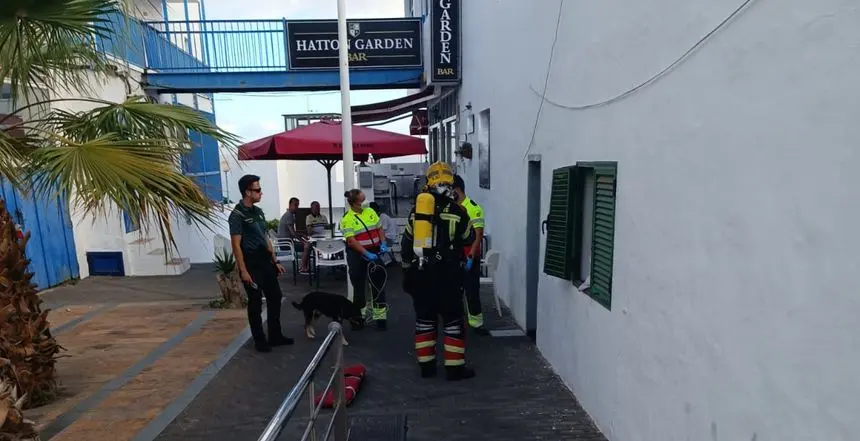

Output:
xmin=307 ymin=381 xmax=317 ymax=441
xmin=333 ymin=328 xmax=348 ymax=441
xmin=257 ymin=321 xmax=348 ymax=441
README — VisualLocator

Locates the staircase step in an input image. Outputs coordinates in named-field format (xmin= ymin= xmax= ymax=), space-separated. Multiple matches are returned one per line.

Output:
xmin=348 ymin=414 xmax=407 ymax=441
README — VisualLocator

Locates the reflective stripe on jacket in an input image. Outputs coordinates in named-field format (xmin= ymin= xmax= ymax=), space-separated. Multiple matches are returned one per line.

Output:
xmin=340 ymin=207 xmax=383 ymax=249
xmin=461 ymin=196 xmax=485 ymax=256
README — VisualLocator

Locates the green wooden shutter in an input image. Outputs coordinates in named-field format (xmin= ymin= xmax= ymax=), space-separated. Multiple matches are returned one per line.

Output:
xmin=544 ymin=167 xmax=575 ymax=280
xmin=589 ymin=165 xmax=617 ymax=309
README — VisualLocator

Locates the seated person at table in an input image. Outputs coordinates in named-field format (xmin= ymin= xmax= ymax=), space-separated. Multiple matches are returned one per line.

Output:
xmin=369 ymin=202 xmax=397 ymax=249
xmin=306 ymin=201 xmax=329 ymax=237
xmin=278 ymin=197 xmax=311 ymax=274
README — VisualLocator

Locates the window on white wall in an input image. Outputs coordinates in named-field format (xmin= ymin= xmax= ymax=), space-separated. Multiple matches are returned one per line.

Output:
xmin=478 ymin=109 xmax=491 ymax=189
xmin=543 ymin=162 xmax=618 ymax=310
xmin=445 ymin=119 xmax=457 ymax=165
xmin=577 ymin=171 xmax=595 ymax=282
xmin=429 ymin=126 xmax=440 ymax=162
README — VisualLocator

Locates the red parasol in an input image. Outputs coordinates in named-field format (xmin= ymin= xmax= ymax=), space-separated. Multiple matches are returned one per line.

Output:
xmin=238 ymin=120 xmax=427 ymax=161
xmin=237 ymin=120 xmax=426 ymax=226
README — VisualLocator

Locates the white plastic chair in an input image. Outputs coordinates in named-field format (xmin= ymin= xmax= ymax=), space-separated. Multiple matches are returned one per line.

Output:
xmin=480 ymin=250 xmax=503 ymax=317
xmin=272 ymin=238 xmax=298 ymax=285
xmin=313 ymin=239 xmax=347 ymax=288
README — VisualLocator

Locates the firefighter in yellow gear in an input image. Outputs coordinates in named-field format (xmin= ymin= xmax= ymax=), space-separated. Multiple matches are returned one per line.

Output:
xmin=401 ymin=162 xmax=476 ymax=381
xmin=452 ymin=175 xmax=489 ymax=336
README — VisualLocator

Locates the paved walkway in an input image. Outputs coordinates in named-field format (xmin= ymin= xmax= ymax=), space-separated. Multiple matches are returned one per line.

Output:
xmin=153 ymin=267 xmax=607 ymax=441
xmin=32 ymin=266 xmax=250 ymax=441
xmin=30 ymin=264 xmax=606 ymax=440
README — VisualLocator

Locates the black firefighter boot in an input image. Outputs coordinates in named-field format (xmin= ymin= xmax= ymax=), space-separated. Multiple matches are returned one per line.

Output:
xmin=419 ymin=361 xmax=437 ymax=378
xmin=446 ymin=365 xmax=476 ymax=381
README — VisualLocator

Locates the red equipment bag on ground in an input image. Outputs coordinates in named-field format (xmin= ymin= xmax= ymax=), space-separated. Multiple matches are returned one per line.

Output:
xmin=314 ymin=364 xmax=366 ymax=408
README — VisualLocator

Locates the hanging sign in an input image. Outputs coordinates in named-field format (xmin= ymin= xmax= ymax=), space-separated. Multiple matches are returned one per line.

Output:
xmin=409 ymin=109 xmax=429 ymax=136
xmin=286 ymin=19 xmax=423 ymax=70
xmin=430 ymin=0 xmax=461 ymax=83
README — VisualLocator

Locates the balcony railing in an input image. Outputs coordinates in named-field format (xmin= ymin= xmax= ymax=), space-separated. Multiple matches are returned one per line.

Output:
xmin=144 ymin=20 xmax=287 ymax=73
xmin=95 ymin=10 xmax=208 ymax=72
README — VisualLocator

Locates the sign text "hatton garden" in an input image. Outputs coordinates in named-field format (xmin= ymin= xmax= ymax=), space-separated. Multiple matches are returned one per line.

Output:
xmin=431 ymin=0 xmax=461 ymax=82
xmin=286 ymin=19 xmax=423 ymax=70
xmin=295 ymin=38 xmax=414 ymax=53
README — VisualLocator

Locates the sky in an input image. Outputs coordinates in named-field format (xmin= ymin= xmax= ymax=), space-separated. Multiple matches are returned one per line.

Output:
xmin=188 ymin=0 xmax=419 ymax=215
xmin=201 ymin=0 xmax=413 ymax=144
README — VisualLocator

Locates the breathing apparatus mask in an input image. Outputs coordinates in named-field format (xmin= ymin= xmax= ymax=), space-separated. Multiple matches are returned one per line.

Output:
xmin=428 ymin=183 xmax=454 ymax=199
xmin=424 ymin=161 xmax=456 ymax=199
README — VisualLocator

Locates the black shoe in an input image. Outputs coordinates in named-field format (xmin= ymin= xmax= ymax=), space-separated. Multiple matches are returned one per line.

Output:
xmin=352 ymin=320 xmax=365 ymax=331
xmin=375 ymin=319 xmax=387 ymax=330
xmin=254 ymin=341 xmax=272 ymax=353
xmin=446 ymin=365 xmax=476 ymax=381
xmin=473 ymin=326 xmax=490 ymax=336
xmin=269 ymin=335 xmax=295 ymax=346
xmin=419 ymin=362 xmax=437 ymax=378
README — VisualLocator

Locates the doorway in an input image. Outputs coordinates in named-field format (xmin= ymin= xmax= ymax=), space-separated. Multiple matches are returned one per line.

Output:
xmin=525 ymin=157 xmax=541 ymax=341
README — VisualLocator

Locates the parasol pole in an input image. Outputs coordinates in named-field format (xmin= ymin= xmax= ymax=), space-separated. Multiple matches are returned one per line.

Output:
xmin=325 ymin=161 xmax=335 ymax=235
xmin=336 ymin=0 xmax=355 ymax=302
xmin=337 ymin=0 xmax=354 ymax=190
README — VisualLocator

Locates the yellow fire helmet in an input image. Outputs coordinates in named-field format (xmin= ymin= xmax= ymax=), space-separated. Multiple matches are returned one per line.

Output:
xmin=425 ymin=161 xmax=455 ymax=188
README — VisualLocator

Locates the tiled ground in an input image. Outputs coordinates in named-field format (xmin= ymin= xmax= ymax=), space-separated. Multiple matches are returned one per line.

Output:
xmin=28 ymin=267 xmax=249 ymax=441
xmin=154 ymin=267 xmax=607 ymax=441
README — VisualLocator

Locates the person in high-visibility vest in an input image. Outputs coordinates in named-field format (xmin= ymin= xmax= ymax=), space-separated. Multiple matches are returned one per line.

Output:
xmin=452 ymin=175 xmax=489 ymax=336
xmin=340 ymin=189 xmax=389 ymax=329
xmin=401 ymin=162 xmax=476 ymax=381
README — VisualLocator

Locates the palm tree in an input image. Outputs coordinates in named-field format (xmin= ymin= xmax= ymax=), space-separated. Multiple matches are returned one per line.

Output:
xmin=0 ymin=0 xmax=236 ymax=436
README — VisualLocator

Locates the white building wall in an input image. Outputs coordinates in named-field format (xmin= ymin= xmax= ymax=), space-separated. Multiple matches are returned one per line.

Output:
xmin=129 ymin=0 xmax=164 ymax=21
xmin=457 ymin=1 xmax=860 ymax=441
xmin=221 ymin=153 xmax=284 ymax=219
xmin=55 ymin=63 xmax=224 ymax=276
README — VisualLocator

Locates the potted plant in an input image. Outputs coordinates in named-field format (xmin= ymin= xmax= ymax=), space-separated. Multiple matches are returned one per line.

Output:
xmin=212 ymin=248 xmax=245 ymax=309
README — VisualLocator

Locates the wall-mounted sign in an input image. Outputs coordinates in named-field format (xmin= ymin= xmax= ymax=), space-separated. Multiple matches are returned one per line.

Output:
xmin=430 ymin=0 xmax=461 ymax=83
xmin=286 ymin=19 xmax=423 ymax=70
xmin=409 ymin=109 xmax=429 ymax=136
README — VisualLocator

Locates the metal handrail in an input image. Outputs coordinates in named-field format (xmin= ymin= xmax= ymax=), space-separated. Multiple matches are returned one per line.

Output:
xmin=257 ymin=322 xmax=349 ymax=441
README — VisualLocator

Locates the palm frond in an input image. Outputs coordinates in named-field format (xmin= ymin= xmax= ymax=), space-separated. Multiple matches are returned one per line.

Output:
xmin=0 ymin=131 xmax=24 ymax=185
xmin=0 ymin=118 xmax=41 ymax=187
xmin=24 ymin=98 xmax=238 ymax=251
xmin=0 ymin=0 xmax=121 ymax=106
xmin=28 ymin=135 xmax=215 ymax=248
xmin=51 ymin=97 xmax=240 ymax=148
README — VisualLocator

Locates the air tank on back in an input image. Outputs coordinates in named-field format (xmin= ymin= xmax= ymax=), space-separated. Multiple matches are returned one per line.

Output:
xmin=412 ymin=192 xmax=435 ymax=268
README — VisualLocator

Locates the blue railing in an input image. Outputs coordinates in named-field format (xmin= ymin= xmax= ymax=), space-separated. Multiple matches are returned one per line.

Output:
xmin=94 ymin=10 xmax=207 ymax=72
xmin=144 ymin=20 xmax=286 ymax=73
xmin=94 ymin=10 xmax=147 ymax=67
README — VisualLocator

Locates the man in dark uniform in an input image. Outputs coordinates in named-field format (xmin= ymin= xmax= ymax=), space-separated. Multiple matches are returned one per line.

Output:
xmin=229 ymin=174 xmax=294 ymax=352
xmin=452 ymin=175 xmax=489 ymax=336
xmin=400 ymin=162 xmax=476 ymax=381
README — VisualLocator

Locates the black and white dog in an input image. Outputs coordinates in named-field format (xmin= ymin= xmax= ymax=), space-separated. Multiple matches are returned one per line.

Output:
xmin=292 ymin=291 xmax=363 ymax=346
